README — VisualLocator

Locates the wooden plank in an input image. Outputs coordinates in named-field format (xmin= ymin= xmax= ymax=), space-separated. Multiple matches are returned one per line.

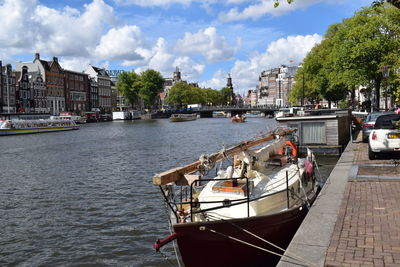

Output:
xmin=152 ymin=128 xmax=296 ymax=185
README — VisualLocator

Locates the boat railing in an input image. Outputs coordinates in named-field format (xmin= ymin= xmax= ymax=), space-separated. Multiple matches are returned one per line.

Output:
xmin=162 ymin=173 xmax=295 ymax=224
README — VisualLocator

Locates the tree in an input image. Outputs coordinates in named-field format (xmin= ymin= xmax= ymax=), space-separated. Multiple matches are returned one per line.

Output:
xmin=289 ymin=4 xmax=400 ymax=110
xmin=165 ymin=82 xmax=203 ymax=108
xmin=201 ymin=88 xmax=223 ymax=106
xmin=329 ymin=4 xmax=400 ymax=111
xmin=220 ymin=87 xmax=235 ymax=105
xmin=116 ymin=71 xmax=141 ymax=108
xmin=139 ymin=69 xmax=165 ymax=110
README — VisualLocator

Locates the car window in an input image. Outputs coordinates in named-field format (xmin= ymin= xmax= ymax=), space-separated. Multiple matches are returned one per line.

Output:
xmin=374 ymin=114 xmax=400 ymax=129
xmin=366 ymin=112 xmax=394 ymax=122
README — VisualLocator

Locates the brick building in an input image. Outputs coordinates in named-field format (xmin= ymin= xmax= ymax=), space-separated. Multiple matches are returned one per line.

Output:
xmin=64 ymin=70 xmax=89 ymax=114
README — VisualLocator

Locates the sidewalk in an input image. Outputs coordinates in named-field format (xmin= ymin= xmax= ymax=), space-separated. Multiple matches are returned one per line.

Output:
xmin=277 ymin=133 xmax=400 ymax=267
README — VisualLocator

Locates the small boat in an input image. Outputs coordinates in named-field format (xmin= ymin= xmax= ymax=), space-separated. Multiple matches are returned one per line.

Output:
xmin=152 ymin=128 xmax=320 ymax=267
xmin=213 ymin=111 xmax=227 ymax=118
xmin=232 ymin=114 xmax=246 ymax=123
xmin=0 ymin=119 xmax=79 ymax=135
xmin=169 ymin=113 xmax=197 ymax=122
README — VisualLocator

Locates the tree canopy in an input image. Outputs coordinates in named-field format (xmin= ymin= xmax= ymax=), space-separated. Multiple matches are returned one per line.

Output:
xmin=139 ymin=69 xmax=165 ymax=109
xmin=116 ymin=71 xmax=141 ymax=108
xmin=289 ymin=3 xmax=400 ymax=109
xmin=116 ymin=69 xmax=165 ymax=110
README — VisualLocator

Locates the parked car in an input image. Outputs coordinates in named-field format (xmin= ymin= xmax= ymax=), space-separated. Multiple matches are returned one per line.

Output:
xmin=362 ymin=111 xmax=394 ymax=142
xmin=368 ymin=114 xmax=400 ymax=160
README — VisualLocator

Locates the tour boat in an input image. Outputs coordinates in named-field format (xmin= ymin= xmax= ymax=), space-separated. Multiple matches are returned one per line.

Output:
xmin=169 ymin=113 xmax=197 ymax=122
xmin=152 ymin=128 xmax=320 ymax=267
xmin=51 ymin=112 xmax=87 ymax=124
xmin=0 ymin=119 xmax=79 ymax=135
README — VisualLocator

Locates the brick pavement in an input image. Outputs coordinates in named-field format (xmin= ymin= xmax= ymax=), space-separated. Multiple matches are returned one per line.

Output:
xmin=324 ymin=137 xmax=400 ymax=267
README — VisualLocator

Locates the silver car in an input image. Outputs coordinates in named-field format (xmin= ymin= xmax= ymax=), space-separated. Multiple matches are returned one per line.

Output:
xmin=362 ymin=112 xmax=394 ymax=142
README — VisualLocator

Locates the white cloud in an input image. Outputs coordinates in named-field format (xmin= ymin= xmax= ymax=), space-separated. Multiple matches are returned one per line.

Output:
xmin=206 ymin=34 xmax=322 ymax=91
xmin=219 ymin=0 xmax=322 ymax=22
xmin=95 ymin=25 xmax=146 ymax=60
xmin=114 ymin=0 xmax=191 ymax=7
xmin=173 ymin=57 xmax=205 ymax=80
xmin=199 ymin=69 xmax=227 ymax=89
xmin=175 ymin=27 xmax=240 ymax=63
xmin=34 ymin=0 xmax=116 ymax=57
xmin=0 ymin=0 xmax=117 ymax=59
xmin=59 ymin=57 xmax=92 ymax=72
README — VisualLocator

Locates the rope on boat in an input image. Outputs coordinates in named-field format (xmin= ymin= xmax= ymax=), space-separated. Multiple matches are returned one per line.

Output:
xmin=203 ymin=216 xmax=318 ymax=267
xmin=203 ymin=226 xmax=317 ymax=267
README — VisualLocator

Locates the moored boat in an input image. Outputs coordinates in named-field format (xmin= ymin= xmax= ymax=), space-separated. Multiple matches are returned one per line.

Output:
xmin=0 ymin=119 xmax=79 ymax=135
xmin=169 ymin=113 xmax=197 ymax=122
xmin=51 ymin=112 xmax=87 ymax=124
xmin=152 ymin=128 xmax=320 ymax=267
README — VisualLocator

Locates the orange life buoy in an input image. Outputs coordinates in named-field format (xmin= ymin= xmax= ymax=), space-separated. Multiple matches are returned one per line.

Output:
xmin=278 ymin=141 xmax=298 ymax=159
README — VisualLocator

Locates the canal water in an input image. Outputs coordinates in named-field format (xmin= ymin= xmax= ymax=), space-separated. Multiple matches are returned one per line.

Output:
xmin=0 ymin=118 xmax=337 ymax=266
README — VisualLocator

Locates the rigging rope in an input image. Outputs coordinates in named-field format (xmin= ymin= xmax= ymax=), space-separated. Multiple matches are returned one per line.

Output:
xmin=203 ymin=216 xmax=318 ymax=267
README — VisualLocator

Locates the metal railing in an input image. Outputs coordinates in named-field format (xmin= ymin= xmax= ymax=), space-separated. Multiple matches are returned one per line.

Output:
xmin=162 ymin=173 xmax=296 ymax=224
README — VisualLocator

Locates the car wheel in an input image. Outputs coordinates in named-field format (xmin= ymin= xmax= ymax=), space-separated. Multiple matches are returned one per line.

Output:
xmin=368 ymin=146 xmax=376 ymax=160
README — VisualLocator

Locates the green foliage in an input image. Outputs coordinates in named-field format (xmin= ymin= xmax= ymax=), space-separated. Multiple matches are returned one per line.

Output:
xmin=289 ymin=4 xmax=400 ymax=109
xmin=116 ymin=71 xmax=141 ymax=108
xmin=220 ymin=87 xmax=235 ymax=105
xmin=165 ymin=82 xmax=204 ymax=108
xmin=139 ymin=69 xmax=165 ymax=109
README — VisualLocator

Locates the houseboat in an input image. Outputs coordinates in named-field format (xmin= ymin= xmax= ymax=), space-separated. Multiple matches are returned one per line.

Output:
xmin=112 ymin=110 xmax=141 ymax=120
xmin=169 ymin=113 xmax=197 ymax=122
xmin=276 ymin=109 xmax=351 ymax=155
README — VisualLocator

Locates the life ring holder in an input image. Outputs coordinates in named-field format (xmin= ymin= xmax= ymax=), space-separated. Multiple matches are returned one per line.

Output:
xmin=278 ymin=140 xmax=298 ymax=160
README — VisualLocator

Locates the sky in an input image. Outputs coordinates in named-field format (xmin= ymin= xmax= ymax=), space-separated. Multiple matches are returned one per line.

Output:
xmin=0 ymin=0 xmax=372 ymax=94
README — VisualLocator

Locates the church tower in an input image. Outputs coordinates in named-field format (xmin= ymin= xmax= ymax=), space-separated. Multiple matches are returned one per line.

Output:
xmin=227 ymin=73 xmax=235 ymax=105
xmin=173 ymin=66 xmax=181 ymax=82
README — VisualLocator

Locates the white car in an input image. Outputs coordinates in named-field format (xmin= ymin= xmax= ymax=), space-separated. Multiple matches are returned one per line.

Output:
xmin=368 ymin=114 xmax=400 ymax=160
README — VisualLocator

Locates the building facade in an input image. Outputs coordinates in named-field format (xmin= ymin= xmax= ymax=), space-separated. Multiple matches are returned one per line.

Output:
xmin=16 ymin=53 xmax=66 ymax=115
xmin=257 ymin=65 xmax=297 ymax=107
xmin=88 ymin=77 xmax=99 ymax=111
xmin=1 ymin=63 xmax=16 ymax=113
xmin=15 ymin=66 xmax=33 ymax=112
xmin=29 ymin=72 xmax=48 ymax=113
xmin=85 ymin=65 xmax=112 ymax=113
xmin=64 ymin=70 xmax=89 ymax=114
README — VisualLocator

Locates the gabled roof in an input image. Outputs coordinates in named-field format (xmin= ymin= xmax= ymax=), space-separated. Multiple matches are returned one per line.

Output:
xmin=91 ymin=65 xmax=110 ymax=77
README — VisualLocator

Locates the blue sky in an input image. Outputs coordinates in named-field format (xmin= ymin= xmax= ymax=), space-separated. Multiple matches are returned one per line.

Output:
xmin=0 ymin=0 xmax=371 ymax=93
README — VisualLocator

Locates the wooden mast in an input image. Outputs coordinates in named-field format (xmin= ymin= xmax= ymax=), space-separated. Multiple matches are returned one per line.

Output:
xmin=152 ymin=128 xmax=296 ymax=185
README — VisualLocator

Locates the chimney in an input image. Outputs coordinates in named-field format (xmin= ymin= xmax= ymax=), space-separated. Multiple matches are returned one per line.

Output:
xmin=53 ymin=57 xmax=58 ymax=63
xmin=35 ymin=53 xmax=40 ymax=60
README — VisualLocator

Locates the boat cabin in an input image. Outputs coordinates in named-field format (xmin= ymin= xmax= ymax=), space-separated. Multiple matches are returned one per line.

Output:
xmin=276 ymin=109 xmax=351 ymax=155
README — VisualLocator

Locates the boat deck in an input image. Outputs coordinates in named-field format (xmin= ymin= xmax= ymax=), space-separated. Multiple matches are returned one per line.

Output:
xmin=277 ymin=132 xmax=400 ymax=267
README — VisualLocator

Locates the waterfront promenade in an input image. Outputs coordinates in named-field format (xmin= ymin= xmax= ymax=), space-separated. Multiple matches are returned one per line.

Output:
xmin=278 ymin=133 xmax=400 ymax=267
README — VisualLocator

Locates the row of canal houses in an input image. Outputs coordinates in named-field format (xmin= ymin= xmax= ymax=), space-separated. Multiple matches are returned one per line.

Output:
xmin=0 ymin=53 xmax=115 ymax=115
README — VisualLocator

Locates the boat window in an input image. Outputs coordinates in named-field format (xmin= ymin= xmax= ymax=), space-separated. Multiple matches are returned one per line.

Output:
xmin=301 ymin=122 xmax=326 ymax=144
